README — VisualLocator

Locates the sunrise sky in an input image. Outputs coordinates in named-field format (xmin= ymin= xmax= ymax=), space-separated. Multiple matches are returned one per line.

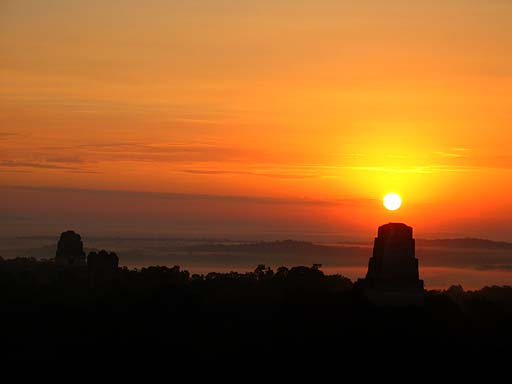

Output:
xmin=1 ymin=1 xmax=512 ymax=240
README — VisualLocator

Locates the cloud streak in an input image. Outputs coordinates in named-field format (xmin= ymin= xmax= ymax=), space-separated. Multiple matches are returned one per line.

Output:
xmin=0 ymin=185 xmax=374 ymax=207
xmin=181 ymin=168 xmax=315 ymax=179
xmin=0 ymin=132 xmax=21 ymax=140
xmin=44 ymin=141 xmax=248 ymax=163
xmin=0 ymin=160 xmax=82 ymax=171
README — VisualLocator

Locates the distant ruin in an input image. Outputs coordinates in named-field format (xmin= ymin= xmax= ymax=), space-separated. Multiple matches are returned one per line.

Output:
xmin=55 ymin=230 xmax=86 ymax=266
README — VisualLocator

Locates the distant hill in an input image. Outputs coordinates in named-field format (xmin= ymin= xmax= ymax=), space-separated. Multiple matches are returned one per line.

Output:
xmin=416 ymin=238 xmax=512 ymax=250
xmin=184 ymin=239 xmax=358 ymax=255
xmin=188 ymin=238 xmax=512 ymax=253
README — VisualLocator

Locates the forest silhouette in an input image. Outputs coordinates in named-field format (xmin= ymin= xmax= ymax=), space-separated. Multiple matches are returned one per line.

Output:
xmin=0 ymin=230 xmax=511 ymax=364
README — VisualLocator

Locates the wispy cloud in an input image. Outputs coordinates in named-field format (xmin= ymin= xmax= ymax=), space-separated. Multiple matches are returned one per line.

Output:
xmin=181 ymin=169 xmax=315 ymax=179
xmin=433 ymin=147 xmax=470 ymax=159
xmin=0 ymin=160 xmax=79 ymax=171
xmin=450 ymin=147 xmax=470 ymax=152
xmin=4 ymin=137 xmax=510 ymax=178
xmin=65 ymin=141 xmax=246 ymax=163
xmin=0 ymin=185 xmax=374 ymax=207
xmin=317 ymin=164 xmax=484 ymax=174
xmin=0 ymin=160 xmax=94 ymax=173
xmin=0 ymin=132 xmax=20 ymax=140
xmin=433 ymin=152 xmax=465 ymax=158
xmin=45 ymin=156 xmax=85 ymax=164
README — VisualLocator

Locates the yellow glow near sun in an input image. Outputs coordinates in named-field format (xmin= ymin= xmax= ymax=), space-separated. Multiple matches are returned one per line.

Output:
xmin=383 ymin=193 xmax=402 ymax=211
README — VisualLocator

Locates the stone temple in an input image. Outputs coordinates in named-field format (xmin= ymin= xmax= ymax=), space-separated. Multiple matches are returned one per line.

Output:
xmin=55 ymin=230 xmax=86 ymax=266
xmin=354 ymin=223 xmax=424 ymax=306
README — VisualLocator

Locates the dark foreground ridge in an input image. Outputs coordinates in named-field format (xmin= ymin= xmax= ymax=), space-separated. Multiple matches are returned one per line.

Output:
xmin=0 ymin=230 xmax=511 ymax=365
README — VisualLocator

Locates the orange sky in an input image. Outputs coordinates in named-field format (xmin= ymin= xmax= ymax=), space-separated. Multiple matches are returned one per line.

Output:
xmin=1 ymin=1 xmax=512 ymax=239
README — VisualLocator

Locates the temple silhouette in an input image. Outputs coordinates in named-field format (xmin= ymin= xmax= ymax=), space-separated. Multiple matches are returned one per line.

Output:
xmin=355 ymin=223 xmax=424 ymax=306
xmin=55 ymin=230 xmax=86 ymax=266
xmin=54 ymin=230 xmax=119 ymax=286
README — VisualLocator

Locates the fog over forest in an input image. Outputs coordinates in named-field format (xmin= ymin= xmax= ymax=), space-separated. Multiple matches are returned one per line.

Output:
xmin=2 ymin=235 xmax=511 ymax=289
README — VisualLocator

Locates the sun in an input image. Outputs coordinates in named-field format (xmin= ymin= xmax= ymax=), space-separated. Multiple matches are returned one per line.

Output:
xmin=383 ymin=193 xmax=402 ymax=211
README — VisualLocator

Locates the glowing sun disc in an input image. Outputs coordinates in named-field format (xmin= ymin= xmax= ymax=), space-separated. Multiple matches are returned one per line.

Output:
xmin=383 ymin=193 xmax=402 ymax=211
